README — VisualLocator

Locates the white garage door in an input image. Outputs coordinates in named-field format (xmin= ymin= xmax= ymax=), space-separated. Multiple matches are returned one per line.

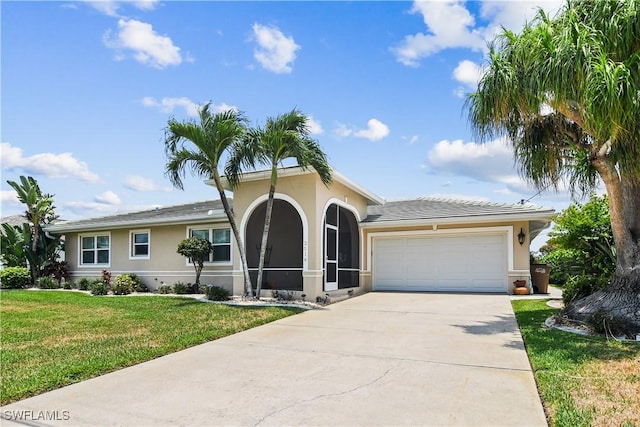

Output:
xmin=373 ymin=234 xmax=507 ymax=293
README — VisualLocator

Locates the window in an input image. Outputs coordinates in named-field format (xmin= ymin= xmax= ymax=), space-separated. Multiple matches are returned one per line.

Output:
xmin=80 ymin=233 xmax=110 ymax=266
xmin=130 ymin=230 xmax=150 ymax=259
xmin=189 ymin=227 xmax=231 ymax=262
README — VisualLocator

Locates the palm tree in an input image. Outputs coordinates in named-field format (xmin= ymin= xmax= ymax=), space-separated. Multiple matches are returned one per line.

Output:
xmin=6 ymin=176 xmax=57 ymax=284
xmin=164 ymin=103 xmax=254 ymax=297
xmin=226 ymin=109 xmax=332 ymax=298
xmin=466 ymin=0 xmax=640 ymax=334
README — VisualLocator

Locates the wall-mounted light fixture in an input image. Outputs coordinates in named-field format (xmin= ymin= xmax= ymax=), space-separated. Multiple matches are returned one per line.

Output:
xmin=518 ymin=228 xmax=526 ymax=246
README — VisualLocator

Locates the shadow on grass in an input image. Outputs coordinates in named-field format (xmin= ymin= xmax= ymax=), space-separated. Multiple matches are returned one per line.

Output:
xmin=513 ymin=300 xmax=638 ymax=366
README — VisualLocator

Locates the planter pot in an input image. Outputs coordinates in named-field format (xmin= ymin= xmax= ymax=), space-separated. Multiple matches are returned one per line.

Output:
xmin=514 ymin=287 xmax=530 ymax=295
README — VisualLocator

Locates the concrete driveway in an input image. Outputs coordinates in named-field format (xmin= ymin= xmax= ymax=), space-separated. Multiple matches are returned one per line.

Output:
xmin=2 ymin=293 xmax=546 ymax=426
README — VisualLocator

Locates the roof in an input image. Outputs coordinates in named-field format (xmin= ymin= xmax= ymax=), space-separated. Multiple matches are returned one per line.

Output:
xmin=1 ymin=215 xmax=28 ymax=227
xmin=45 ymin=200 xmax=229 ymax=233
xmin=363 ymin=197 xmax=555 ymax=225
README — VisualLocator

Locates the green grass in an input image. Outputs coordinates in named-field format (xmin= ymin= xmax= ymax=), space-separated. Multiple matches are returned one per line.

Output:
xmin=0 ymin=290 xmax=303 ymax=404
xmin=512 ymin=299 xmax=640 ymax=427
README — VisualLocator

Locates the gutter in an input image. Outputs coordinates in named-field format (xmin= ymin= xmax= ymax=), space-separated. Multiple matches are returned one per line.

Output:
xmin=359 ymin=211 xmax=555 ymax=229
xmin=44 ymin=212 xmax=229 ymax=234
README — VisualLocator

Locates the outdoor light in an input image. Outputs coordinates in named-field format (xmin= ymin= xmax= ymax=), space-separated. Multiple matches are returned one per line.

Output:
xmin=518 ymin=228 xmax=526 ymax=246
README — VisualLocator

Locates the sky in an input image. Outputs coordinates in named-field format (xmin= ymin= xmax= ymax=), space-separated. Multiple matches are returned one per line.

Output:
xmin=2 ymin=0 xmax=584 ymax=250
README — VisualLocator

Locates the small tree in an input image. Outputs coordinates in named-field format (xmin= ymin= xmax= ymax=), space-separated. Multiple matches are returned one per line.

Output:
xmin=540 ymin=195 xmax=615 ymax=302
xmin=177 ymin=237 xmax=212 ymax=287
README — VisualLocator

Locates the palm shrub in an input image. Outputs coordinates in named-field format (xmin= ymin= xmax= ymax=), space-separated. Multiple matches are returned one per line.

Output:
xmin=36 ymin=276 xmax=59 ymax=289
xmin=76 ymin=277 xmax=91 ymax=290
xmin=0 ymin=266 xmax=31 ymax=289
xmin=205 ymin=284 xmax=231 ymax=301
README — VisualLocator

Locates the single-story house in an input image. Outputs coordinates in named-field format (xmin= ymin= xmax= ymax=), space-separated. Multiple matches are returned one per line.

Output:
xmin=45 ymin=167 xmax=554 ymax=300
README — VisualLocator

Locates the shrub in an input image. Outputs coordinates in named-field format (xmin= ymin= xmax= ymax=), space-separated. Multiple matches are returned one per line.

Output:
xmin=112 ymin=274 xmax=136 ymax=295
xmin=173 ymin=281 xmax=189 ymax=294
xmin=43 ymin=261 xmax=71 ymax=287
xmin=562 ymin=275 xmax=609 ymax=305
xmin=205 ymin=284 xmax=230 ymax=301
xmin=0 ymin=266 xmax=31 ymax=289
xmin=37 ymin=276 xmax=59 ymax=289
xmin=101 ymin=269 xmax=112 ymax=285
xmin=76 ymin=277 xmax=91 ymax=290
xmin=157 ymin=284 xmax=173 ymax=294
xmin=90 ymin=279 xmax=109 ymax=296
xmin=173 ymin=282 xmax=199 ymax=294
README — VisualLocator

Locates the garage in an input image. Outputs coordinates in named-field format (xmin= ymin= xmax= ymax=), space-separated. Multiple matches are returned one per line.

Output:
xmin=373 ymin=233 xmax=507 ymax=293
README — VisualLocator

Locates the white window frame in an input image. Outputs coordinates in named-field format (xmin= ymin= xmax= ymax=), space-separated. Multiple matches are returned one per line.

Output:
xmin=78 ymin=232 xmax=111 ymax=268
xmin=186 ymin=226 xmax=233 ymax=266
xmin=129 ymin=229 xmax=150 ymax=260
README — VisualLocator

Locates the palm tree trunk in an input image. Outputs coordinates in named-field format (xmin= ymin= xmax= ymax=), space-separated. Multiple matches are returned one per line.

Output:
xmin=256 ymin=177 xmax=276 ymax=299
xmin=563 ymin=160 xmax=640 ymax=336
xmin=211 ymin=171 xmax=254 ymax=298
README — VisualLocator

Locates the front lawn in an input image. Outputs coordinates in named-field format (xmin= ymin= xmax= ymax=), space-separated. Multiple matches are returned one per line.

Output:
xmin=0 ymin=290 xmax=303 ymax=404
xmin=512 ymin=299 xmax=640 ymax=427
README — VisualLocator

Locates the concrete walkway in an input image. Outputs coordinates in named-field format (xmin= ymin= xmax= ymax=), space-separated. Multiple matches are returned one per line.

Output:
xmin=2 ymin=293 xmax=546 ymax=426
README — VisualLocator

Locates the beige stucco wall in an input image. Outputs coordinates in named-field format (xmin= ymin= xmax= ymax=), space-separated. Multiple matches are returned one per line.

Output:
xmin=229 ymin=171 xmax=370 ymax=299
xmin=65 ymin=222 xmax=234 ymax=292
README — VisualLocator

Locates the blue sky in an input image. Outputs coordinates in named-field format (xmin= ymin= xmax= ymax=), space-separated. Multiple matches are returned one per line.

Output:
xmin=2 ymin=0 xmax=575 ymax=249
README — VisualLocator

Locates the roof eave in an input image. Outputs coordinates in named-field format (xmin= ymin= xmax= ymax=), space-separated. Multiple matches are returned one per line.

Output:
xmin=360 ymin=211 xmax=555 ymax=228
xmin=45 ymin=213 xmax=229 ymax=233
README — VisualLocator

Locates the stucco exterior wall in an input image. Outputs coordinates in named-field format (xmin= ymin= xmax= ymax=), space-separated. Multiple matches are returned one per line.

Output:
xmin=229 ymin=171 xmax=370 ymax=300
xmin=65 ymin=222 xmax=234 ymax=292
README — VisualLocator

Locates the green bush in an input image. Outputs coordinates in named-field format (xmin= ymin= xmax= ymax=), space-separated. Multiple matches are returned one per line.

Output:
xmin=90 ymin=279 xmax=109 ymax=296
xmin=0 ymin=267 xmax=31 ymax=289
xmin=173 ymin=282 xmax=199 ymax=294
xmin=157 ymin=284 xmax=173 ymax=294
xmin=76 ymin=277 xmax=91 ymax=290
xmin=112 ymin=274 xmax=136 ymax=295
xmin=36 ymin=276 xmax=59 ymax=289
xmin=205 ymin=284 xmax=230 ymax=301
xmin=562 ymin=275 xmax=609 ymax=305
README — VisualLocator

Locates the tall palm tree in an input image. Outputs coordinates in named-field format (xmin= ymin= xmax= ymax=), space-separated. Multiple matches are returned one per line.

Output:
xmin=6 ymin=176 xmax=57 ymax=284
xmin=164 ymin=103 xmax=254 ymax=297
xmin=466 ymin=0 xmax=640 ymax=334
xmin=226 ymin=109 xmax=332 ymax=298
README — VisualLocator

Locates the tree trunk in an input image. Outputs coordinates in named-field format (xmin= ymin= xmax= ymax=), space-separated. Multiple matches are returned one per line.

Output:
xmin=562 ymin=161 xmax=640 ymax=336
xmin=256 ymin=179 xmax=276 ymax=299
xmin=212 ymin=171 xmax=254 ymax=298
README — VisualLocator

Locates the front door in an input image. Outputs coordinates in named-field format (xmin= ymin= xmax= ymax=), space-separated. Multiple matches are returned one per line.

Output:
xmin=325 ymin=225 xmax=338 ymax=291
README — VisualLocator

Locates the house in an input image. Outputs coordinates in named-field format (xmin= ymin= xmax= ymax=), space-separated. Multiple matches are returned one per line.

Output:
xmin=45 ymin=167 xmax=554 ymax=299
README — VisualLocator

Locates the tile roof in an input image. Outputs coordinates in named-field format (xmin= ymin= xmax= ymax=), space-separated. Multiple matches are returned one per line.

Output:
xmin=363 ymin=197 xmax=554 ymax=223
xmin=1 ymin=215 xmax=28 ymax=227
xmin=46 ymin=200 xmax=229 ymax=232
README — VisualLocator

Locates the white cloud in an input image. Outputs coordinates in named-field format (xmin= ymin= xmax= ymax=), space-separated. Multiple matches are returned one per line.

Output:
xmin=86 ymin=0 xmax=160 ymax=17
xmin=94 ymin=191 xmax=121 ymax=205
xmin=402 ymin=135 xmax=420 ymax=144
xmin=393 ymin=1 xmax=564 ymax=67
xmin=1 ymin=142 xmax=100 ymax=183
xmin=334 ymin=119 xmax=390 ymax=142
xmin=1 ymin=190 xmax=21 ymax=207
xmin=252 ymin=23 xmax=300 ymax=74
xmin=354 ymin=119 xmax=390 ymax=141
xmin=453 ymin=59 xmax=484 ymax=94
xmin=103 ymin=19 xmax=183 ymax=69
xmin=306 ymin=116 xmax=323 ymax=135
xmin=392 ymin=1 xmax=485 ymax=66
xmin=426 ymin=137 xmax=531 ymax=193
xmin=124 ymin=175 xmax=171 ymax=192
xmin=142 ymin=97 xmax=236 ymax=117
